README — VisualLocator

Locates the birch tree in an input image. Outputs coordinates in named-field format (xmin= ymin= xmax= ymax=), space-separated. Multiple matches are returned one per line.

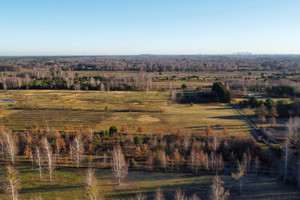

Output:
xmin=3 ymin=131 xmax=18 ymax=164
xmin=174 ymin=189 xmax=186 ymax=200
xmin=209 ymin=175 xmax=230 ymax=200
xmin=71 ymin=135 xmax=84 ymax=168
xmin=34 ymin=147 xmax=43 ymax=181
xmin=84 ymin=168 xmax=100 ymax=200
xmin=189 ymin=194 xmax=201 ymax=200
xmin=283 ymin=138 xmax=289 ymax=183
xmin=133 ymin=192 xmax=146 ymax=200
xmin=42 ymin=137 xmax=55 ymax=182
xmin=3 ymin=165 xmax=20 ymax=200
xmin=154 ymin=187 xmax=165 ymax=200
xmin=111 ymin=145 xmax=128 ymax=185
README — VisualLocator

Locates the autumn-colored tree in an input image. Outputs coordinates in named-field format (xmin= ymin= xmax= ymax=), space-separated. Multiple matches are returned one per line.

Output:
xmin=205 ymin=125 xmax=212 ymax=136
xmin=137 ymin=127 xmax=143 ymax=134
xmin=222 ymin=127 xmax=229 ymax=136
xmin=173 ymin=148 xmax=182 ymax=170
xmin=255 ymin=104 xmax=268 ymax=123
xmin=120 ymin=125 xmax=128 ymax=134
xmin=269 ymin=107 xmax=278 ymax=127
xmin=24 ymin=145 xmax=33 ymax=164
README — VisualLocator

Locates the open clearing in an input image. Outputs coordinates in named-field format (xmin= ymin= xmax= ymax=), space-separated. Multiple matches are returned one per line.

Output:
xmin=0 ymin=165 xmax=299 ymax=200
xmin=0 ymin=90 xmax=249 ymax=135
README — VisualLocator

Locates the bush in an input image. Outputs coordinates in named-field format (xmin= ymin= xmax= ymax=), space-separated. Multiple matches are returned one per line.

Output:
xmin=134 ymin=136 xmax=143 ymax=146
xmin=100 ymin=130 xmax=109 ymax=137
xmin=109 ymin=126 xmax=118 ymax=135
xmin=248 ymin=96 xmax=262 ymax=108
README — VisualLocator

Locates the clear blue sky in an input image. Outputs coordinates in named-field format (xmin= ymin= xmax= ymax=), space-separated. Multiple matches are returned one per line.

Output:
xmin=0 ymin=0 xmax=300 ymax=56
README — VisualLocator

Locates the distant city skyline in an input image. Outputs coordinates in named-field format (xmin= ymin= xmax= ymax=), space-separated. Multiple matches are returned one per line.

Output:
xmin=0 ymin=0 xmax=300 ymax=56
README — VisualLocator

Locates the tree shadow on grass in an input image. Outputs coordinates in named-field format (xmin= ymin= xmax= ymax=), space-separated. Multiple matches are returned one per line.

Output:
xmin=20 ymin=184 xmax=82 ymax=194
xmin=185 ymin=124 xmax=247 ymax=132
xmin=210 ymin=115 xmax=243 ymax=120
xmin=206 ymin=107 xmax=232 ymax=110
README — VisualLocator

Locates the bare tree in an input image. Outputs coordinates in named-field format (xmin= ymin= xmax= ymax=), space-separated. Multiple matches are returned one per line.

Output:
xmin=133 ymin=192 xmax=146 ymax=200
xmin=84 ymin=168 xmax=100 ymax=200
xmin=174 ymin=189 xmax=186 ymax=200
xmin=3 ymin=131 xmax=18 ymax=164
xmin=283 ymin=138 xmax=289 ymax=183
xmin=71 ymin=135 xmax=84 ymax=168
xmin=157 ymin=150 xmax=167 ymax=171
xmin=3 ymin=165 xmax=20 ymax=200
xmin=189 ymin=194 xmax=201 ymax=200
xmin=255 ymin=105 xmax=268 ymax=123
xmin=154 ymin=187 xmax=165 ymax=200
xmin=111 ymin=145 xmax=128 ymax=185
xmin=183 ymin=134 xmax=190 ymax=152
xmin=146 ymin=152 xmax=154 ymax=171
xmin=34 ymin=147 xmax=43 ymax=181
xmin=42 ymin=137 xmax=55 ymax=182
xmin=209 ymin=175 xmax=230 ymax=200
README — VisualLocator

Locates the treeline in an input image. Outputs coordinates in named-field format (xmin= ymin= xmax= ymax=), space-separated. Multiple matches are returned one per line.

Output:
xmin=0 ymin=64 xmax=22 ymax=71
xmin=0 ymin=68 xmax=153 ymax=91
xmin=1 ymin=55 xmax=300 ymax=72
xmin=266 ymin=85 xmax=300 ymax=97
xmin=239 ymin=97 xmax=300 ymax=117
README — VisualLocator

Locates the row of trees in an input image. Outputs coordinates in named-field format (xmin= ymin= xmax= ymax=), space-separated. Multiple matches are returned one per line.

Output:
xmin=3 ymin=164 xmax=229 ymax=200
xmin=240 ymin=97 xmax=300 ymax=118
xmin=0 ymin=124 xmax=267 ymax=181
xmin=2 ymin=119 xmax=299 ymax=198
xmin=0 ymin=69 xmax=153 ymax=91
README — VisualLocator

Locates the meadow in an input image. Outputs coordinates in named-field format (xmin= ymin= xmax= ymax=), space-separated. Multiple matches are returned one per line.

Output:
xmin=0 ymin=164 xmax=299 ymax=200
xmin=0 ymin=90 xmax=249 ymax=135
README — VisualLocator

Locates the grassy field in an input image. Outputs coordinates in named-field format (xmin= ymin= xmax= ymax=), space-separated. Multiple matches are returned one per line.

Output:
xmin=0 ymin=164 xmax=299 ymax=200
xmin=0 ymin=90 xmax=249 ymax=135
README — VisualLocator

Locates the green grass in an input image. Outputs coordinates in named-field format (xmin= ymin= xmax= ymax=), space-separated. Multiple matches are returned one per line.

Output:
xmin=0 ymin=164 xmax=299 ymax=200
xmin=0 ymin=90 xmax=249 ymax=135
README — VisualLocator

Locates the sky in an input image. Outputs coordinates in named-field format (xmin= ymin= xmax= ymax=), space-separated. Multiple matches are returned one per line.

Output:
xmin=0 ymin=0 xmax=300 ymax=56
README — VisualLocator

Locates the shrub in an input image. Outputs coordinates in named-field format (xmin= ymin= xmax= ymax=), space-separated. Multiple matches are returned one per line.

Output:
xmin=134 ymin=136 xmax=143 ymax=147
xmin=109 ymin=126 xmax=118 ymax=135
